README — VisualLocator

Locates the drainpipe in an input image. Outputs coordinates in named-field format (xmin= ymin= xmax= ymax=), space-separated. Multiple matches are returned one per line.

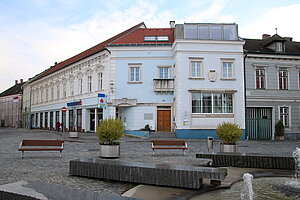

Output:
xmin=243 ymin=49 xmax=248 ymax=140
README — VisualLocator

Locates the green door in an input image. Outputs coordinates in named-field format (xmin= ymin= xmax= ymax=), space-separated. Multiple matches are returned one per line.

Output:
xmin=246 ymin=108 xmax=272 ymax=140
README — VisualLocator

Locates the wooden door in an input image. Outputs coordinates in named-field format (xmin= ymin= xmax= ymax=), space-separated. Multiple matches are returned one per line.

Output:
xmin=157 ymin=110 xmax=171 ymax=132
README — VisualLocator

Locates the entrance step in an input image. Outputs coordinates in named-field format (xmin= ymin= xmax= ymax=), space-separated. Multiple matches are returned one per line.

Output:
xmin=149 ymin=132 xmax=176 ymax=138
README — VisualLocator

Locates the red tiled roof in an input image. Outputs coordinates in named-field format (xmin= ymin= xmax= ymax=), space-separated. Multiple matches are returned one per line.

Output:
xmin=31 ymin=22 xmax=145 ymax=83
xmin=111 ymin=28 xmax=174 ymax=44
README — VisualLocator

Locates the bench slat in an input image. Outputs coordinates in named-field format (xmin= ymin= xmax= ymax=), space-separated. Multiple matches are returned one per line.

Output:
xmin=22 ymin=140 xmax=64 ymax=146
xmin=152 ymin=147 xmax=187 ymax=149
xmin=151 ymin=140 xmax=186 ymax=146
xmin=19 ymin=148 xmax=63 ymax=151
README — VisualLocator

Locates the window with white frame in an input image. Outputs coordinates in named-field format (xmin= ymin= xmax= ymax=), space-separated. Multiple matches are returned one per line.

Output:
xmin=279 ymin=106 xmax=289 ymax=127
xmin=56 ymin=85 xmax=60 ymax=99
xmin=222 ymin=60 xmax=234 ymax=79
xmin=87 ymin=76 xmax=92 ymax=92
xmin=36 ymin=91 xmax=39 ymax=104
xmin=41 ymin=90 xmax=44 ymax=102
xmin=45 ymin=88 xmax=48 ymax=101
xmin=129 ymin=65 xmax=141 ymax=82
xmin=63 ymin=83 xmax=67 ymax=98
xmin=278 ymin=68 xmax=288 ymax=90
xmin=78 ymin=79 xmax=83 ymax=94
xmin=158 ymin=66 xmax=170 ymax=79
xmin=190 ymin=60 xmax=203 ymax=78
xmin=32 ymin=91 xmax=36 ymax=104
xmin=51 ymin=87 xmax=54 ymax=101
xmin=276 ymin=42 xmax=284 ymax=52
xmin=98 ymin=72 xmax=103 ymax=90
xmin=255 ymin=68 xmax=266 ymax=89
xmin=70 ymin=81 xmax=74 ymax=96
xmin=192 ymin=92 xmax=233 ymax=114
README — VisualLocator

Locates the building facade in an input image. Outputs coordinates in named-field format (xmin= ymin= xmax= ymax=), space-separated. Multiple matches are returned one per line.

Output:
xmin=244 ymin=34 xmax=300 ymax=140
xmin=24 ymin=21 xmax=246 ymax=139
xmin=0 ymin=80 xmax=25 ymax=128
xmin=25 ymin=23 xmax=143 ymax=132
xmin=173 ymin=23 xmax=245 ymax=138
xmin=107 ymin=26 xmax=175 ymax=134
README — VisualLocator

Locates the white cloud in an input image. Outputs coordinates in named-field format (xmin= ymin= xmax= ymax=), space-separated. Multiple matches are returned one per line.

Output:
xmin=183 ymin=0 xmax=236 ymax=23
xmin=239 ymin=4 xmax=300 ymax=40
xmin=0 ymin=0 xmax=167 ymax=92
xmin=1 ymin=0 xmax=299 ymax=93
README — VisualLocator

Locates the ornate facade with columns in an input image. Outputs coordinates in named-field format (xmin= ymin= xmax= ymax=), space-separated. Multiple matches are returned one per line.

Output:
xmin=28 ymin=51 xmax=115 ymax=132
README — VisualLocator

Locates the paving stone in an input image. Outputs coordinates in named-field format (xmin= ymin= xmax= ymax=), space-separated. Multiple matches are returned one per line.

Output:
xmin=1 ymin=128 xmax=300 ymax=197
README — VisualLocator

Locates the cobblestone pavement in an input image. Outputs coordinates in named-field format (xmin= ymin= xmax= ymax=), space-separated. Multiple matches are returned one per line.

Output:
xmin=1 ymin=128 xmax=300 ymax=196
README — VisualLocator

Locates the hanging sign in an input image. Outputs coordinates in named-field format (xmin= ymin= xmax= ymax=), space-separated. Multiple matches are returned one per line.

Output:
xmin=98 ymin=93 xmax=106 ymax=108
xmin=62 ymin=107 xmax=67 ymax=112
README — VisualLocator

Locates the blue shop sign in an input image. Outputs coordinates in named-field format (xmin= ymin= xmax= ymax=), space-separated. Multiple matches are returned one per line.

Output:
xmin=67 ymin=100 xmax=82 ymax=107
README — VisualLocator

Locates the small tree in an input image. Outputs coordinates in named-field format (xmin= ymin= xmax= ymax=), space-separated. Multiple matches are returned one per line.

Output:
xmin=96 ymin=118 xmax=124 ymax=145
xmin=216 ymin=122 xmax=242 ymax=145
xmin=275 ymin=120 xmax=285 ymax=137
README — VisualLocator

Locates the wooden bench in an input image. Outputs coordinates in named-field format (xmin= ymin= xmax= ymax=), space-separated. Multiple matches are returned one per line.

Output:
xmin=151 ymin=140 xmax=187 ymax=156
xmin=18 ymin=140 xmax=64 ymax=158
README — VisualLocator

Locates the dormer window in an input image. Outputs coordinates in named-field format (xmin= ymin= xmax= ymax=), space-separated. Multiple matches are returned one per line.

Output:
xmin=144 ymin=36 xmax=169 ymax=42
xmin=276 ymin=42 xmax=284 ymax=52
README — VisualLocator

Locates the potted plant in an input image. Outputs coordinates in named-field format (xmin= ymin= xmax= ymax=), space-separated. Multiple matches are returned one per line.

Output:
xmin=216 ymin=122 xmax=242 ymax=153
xmin=275 ymin=120 xmax=285 ymax=140
xmin=96 ymin=118 xmax=124 ymax=158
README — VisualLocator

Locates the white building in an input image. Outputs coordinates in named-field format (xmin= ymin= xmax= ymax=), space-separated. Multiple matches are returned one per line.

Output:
xmin=26 ymin=23 xmax=143 ymax=132
xmin=173 ymin=23 xmax=246 ymax=138
xmin=24 ymin=22 xmax=246 ymax=139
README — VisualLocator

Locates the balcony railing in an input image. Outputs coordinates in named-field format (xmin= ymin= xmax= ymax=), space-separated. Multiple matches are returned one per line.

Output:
xmin=153 ymin=79 xmax=174 ymax=92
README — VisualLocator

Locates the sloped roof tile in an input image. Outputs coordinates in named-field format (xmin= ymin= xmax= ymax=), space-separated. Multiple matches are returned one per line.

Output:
xmin=110 ymin=28 xmax=174 ymax=44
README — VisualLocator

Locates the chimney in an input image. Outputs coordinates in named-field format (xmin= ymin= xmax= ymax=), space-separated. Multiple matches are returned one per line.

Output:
xmin=54 ymin=62 xmax=57 ymax=65
xmin=20 ymin=79 xmax=23 ymax=83
xmin=262 ymin=34 xmax=270 ymax=39
xmin=15 ymin=80 xmax=18 ymax=85
xmin=169 ymin=21 xmax=175 ymax=28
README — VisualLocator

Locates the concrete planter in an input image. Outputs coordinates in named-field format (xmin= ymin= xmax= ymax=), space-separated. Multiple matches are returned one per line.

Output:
xmin=69 ymin=132 xmax=78 ymax=138
xmin=99 ymin=144 xmax=120 ymax=158
xmin=220 ymin=143 xmax=237 ymax=153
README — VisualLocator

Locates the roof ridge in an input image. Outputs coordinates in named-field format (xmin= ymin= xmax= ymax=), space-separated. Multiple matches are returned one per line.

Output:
xmin=107 ymin=22 xmax=145 ymax=46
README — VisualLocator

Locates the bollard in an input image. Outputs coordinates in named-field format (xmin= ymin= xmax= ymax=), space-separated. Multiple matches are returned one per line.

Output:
xmin=207 ymin=137 xmax=213 ymax=151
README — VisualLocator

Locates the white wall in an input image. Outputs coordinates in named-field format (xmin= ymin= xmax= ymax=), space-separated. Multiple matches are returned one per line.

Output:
xmin=173 ymin=39 xmax=245 ymax=129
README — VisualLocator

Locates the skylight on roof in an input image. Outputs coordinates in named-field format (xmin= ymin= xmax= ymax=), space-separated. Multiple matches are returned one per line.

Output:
xmin=144 ymin=36 xmax=169 ymax=42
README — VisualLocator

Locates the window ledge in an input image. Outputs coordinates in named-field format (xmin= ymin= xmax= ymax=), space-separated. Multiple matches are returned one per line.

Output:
xmin=220 ymin=78 xmax=236 ymax=81
xmin=127 ymin=81 xmax=143 ymax=84
xmin=189 ymin=77 xmax=205 ymax=80
xmin=192 ymin=113 xmax=234 ymax=118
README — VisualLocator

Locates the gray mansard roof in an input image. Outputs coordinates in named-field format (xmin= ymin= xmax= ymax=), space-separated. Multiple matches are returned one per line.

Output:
xmin=244 ymin=34 xmax=300 ymax=55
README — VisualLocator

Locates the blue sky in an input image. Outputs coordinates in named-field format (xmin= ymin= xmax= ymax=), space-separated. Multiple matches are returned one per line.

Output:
xmin=0 ymin=0 xmax=300 ymax=92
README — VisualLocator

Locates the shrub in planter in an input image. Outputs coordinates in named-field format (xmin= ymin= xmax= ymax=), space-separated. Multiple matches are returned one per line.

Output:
xmin=216 ymin=122 xmax=242 ymax=145
xmin=139 ymin=124 xmax=152 ymax=132
xmin=275 ymin=120 xmax=285 ymax=140
xmin=96 ymin=118 xmax=124 ymax=145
